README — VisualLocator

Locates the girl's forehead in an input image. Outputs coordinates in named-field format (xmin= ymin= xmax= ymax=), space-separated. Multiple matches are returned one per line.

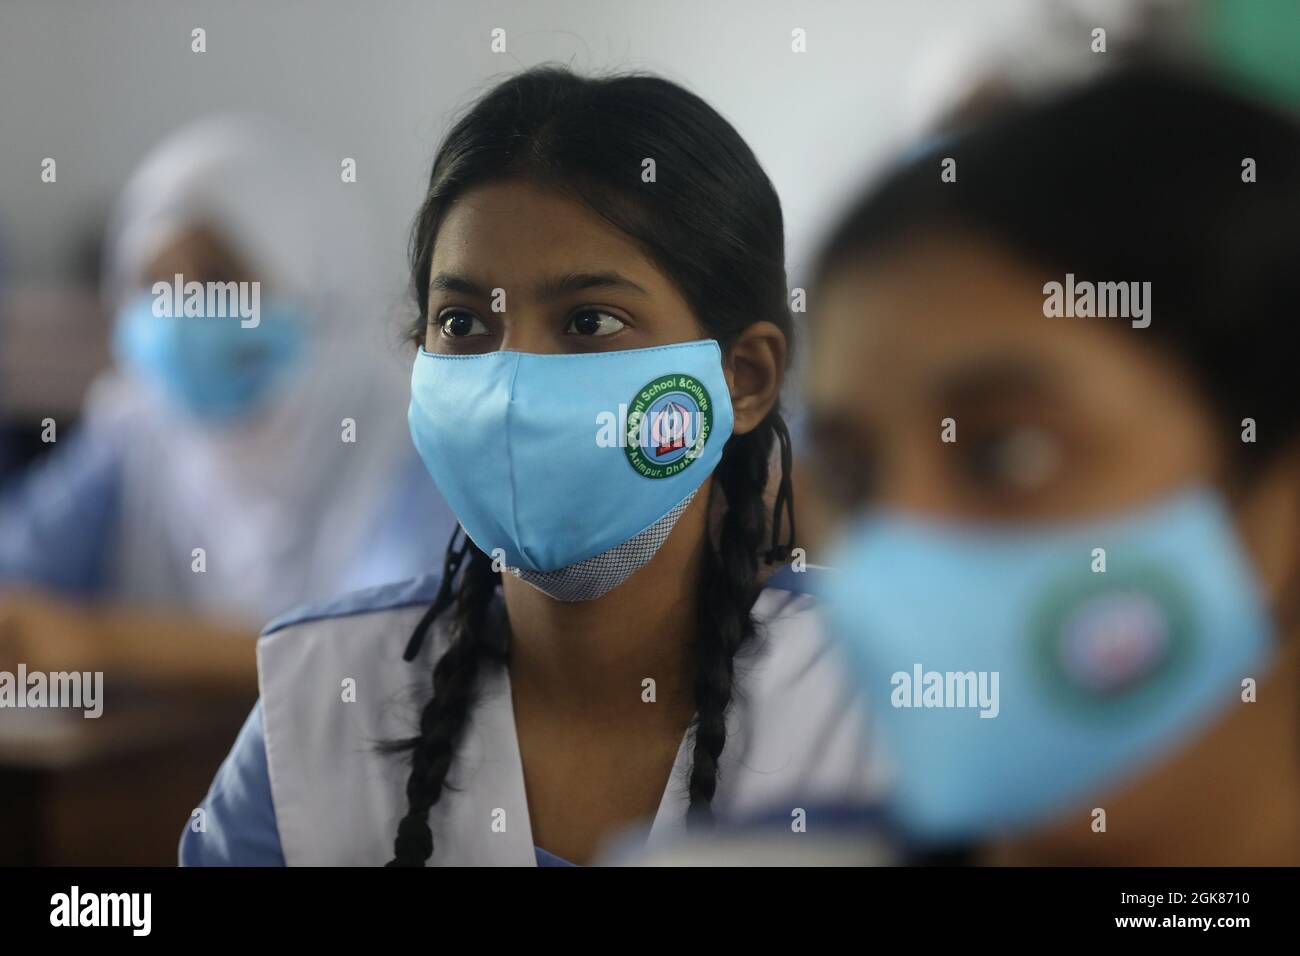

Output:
xmin=437 ymin=182 xmax=617 ymax=245
xmin=807 ymin=236 xmax=1200 ymax=419
xmin=428 ymin=181 xmax=688 ymax=308
xmin=434 ymin=182 xmax=642 ymax=269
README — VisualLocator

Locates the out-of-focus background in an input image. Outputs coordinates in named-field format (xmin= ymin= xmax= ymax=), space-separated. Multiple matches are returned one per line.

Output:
xmin=0 ymin=0 xmax=1295 ymax=864
xmin=6 ymin=0 xmax=1288 ymax=463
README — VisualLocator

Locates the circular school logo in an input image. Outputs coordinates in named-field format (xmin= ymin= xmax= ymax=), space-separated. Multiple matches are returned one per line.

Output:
xmin=1029 ymin=566 xmax=1194 ymax=713
xmin=625 ymin=373 xmax=713 ymax=479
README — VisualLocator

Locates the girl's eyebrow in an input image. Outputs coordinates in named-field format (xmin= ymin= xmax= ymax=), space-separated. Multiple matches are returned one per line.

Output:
xmin=536 ymin=271 xmax=649 ymax=300
xmin=429 ymin=270 xmax=650 ymax=299
xmin=932 ymin=356 xmax=1062 ymax=407
xmin=428 ymin=272 xmax=487 ymax=296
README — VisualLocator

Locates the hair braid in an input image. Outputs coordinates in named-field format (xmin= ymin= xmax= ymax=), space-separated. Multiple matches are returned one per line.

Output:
xmin=385 ymin=538 xmax=501 ymax=866
xmin=685 ymin=415 xmax=786 ymax=824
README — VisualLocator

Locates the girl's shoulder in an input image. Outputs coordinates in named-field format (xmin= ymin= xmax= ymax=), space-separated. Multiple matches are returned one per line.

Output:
xmin=745 ymin=564 xmax=850 ymax=694
xmin=255 ymin=565 xmax=836 ymax=683
xmin=254 ymin=574 xmax=486 ymax=865
xmin=252 ymin=567 xmax=882 ymax=863
xmin=255 ymin=564 xmax=846 ymax=700
xmin=753 ymin=562 xmax=824 ymax=618
xmin=257 ymin=572 xmax=458 ymax=693
xmin=705 ymin=564 xmax=887 ymax=823
xmin=260 ymin=572 xmax=447 ymax=640
xmin=257 ymin=563 xmax=826 ymax=645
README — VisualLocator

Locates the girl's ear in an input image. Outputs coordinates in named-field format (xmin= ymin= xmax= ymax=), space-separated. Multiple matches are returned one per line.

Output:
xmin=722 ymin=321 xmax=787 ymax=435
xmin=1235 ymin=443 xmax=1300 ymax=640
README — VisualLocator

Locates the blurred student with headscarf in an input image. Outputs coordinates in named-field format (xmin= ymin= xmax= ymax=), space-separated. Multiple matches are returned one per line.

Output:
xmin=0 ymin=114 xmax=453 ymax=686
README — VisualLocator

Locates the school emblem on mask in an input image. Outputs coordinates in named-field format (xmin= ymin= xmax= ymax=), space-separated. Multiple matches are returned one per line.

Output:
xmin=625 ymin=373 xmax=713 ymax=479
xmin=1030 ymin=566 xmax=1194 ymax=711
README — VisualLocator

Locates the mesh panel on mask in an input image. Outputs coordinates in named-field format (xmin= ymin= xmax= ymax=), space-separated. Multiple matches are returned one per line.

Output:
xmin=516 ymin=489 xmax=698 ymax=602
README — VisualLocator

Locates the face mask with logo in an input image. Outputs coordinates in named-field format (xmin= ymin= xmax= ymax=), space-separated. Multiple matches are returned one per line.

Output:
xmin=821 ymin=487 xmax=1274 ymax=845
xmin=113 ymin=293 xmax=305 ymax=422
xmin=408 ymin=339 xmax=734 ymax=601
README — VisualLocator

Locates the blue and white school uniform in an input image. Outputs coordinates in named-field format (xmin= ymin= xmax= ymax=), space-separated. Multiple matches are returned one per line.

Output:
xmin=180 ymin=566 xmax=883 ymax=866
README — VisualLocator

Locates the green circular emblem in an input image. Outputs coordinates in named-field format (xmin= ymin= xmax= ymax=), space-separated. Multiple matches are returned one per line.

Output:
xmin=1029 ymin=564 xmax=1196 ymax=718
xmin=625 ymin=373 xmax=713 ymax=479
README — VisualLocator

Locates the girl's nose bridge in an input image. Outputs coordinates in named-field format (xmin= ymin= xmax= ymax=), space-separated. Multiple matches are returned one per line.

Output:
xmin=498 ymin=308 xmax=564 ymax=355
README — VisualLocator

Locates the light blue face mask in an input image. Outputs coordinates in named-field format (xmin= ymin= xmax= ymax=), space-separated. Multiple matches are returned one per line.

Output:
xmin=112 ymin=293 xmax=305 ymax=422
xmin=408 ymin=339 xmax=734 ymax=601
xmin=822 ymin=487 xmax=1275 ymax=844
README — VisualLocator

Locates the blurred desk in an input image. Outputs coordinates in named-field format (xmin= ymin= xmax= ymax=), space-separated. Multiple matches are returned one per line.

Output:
xmin=0 ymin=683 xmax=255 ymax=865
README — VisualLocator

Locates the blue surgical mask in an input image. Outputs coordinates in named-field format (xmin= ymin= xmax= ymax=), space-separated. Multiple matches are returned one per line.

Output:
xmin=408 ymin=339 xmax=734 ymax=601
xmin=821 ymin=487 xmax=1275 ymax=844
xmin=112 ymin=293 xmax=305 ymax=422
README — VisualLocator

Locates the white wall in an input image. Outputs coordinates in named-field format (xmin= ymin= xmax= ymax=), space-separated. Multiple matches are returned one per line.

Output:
xmin=0 ymin=0 xmax=1036 ymax=296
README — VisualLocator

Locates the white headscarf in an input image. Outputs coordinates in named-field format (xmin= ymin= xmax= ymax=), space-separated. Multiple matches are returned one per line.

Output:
xmin=88 ymin=114 xmax=430 ymax=625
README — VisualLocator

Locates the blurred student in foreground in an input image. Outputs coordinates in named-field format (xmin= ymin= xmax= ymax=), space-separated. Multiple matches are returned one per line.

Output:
xmin=635 ymin=64 xmax=1300 ymax=865
xmin=0 ymin=115 xmax=451 ymax=686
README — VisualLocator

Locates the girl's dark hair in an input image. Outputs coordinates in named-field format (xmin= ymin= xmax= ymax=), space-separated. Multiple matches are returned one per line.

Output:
xmin=814 ymin=64 xmax=1300 ymax=470
xmin=385 ymin=66 xmax=795 ymax=866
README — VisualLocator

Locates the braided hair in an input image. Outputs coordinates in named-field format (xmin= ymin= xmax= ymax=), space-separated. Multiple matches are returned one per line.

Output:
xmin=386 ymin=66 xmax=796 ymax=866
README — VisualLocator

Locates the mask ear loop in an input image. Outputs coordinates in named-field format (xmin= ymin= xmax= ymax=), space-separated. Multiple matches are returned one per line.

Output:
xmin=402 ymin=524 xmax=470 ymax=662
xmin=763 ymin=414 xmax=797 ymax=565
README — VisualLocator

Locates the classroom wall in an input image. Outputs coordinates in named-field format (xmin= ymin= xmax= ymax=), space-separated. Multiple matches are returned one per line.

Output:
xmin=0 ymin=0 xmax=1037 ymax=294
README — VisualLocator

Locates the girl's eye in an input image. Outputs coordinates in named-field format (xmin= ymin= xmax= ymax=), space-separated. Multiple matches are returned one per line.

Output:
xmin=962 ymin=424 xmax=1064 ymax=495
xmin=438 ymin=310 xmax=489 ymax=338
xmin=566 ymin=309 xmax=626 ymax=337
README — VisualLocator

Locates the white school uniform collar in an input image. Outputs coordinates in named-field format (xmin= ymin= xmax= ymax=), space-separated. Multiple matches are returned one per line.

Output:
xmin=257 ymin=572 xmax=881 ymax=865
